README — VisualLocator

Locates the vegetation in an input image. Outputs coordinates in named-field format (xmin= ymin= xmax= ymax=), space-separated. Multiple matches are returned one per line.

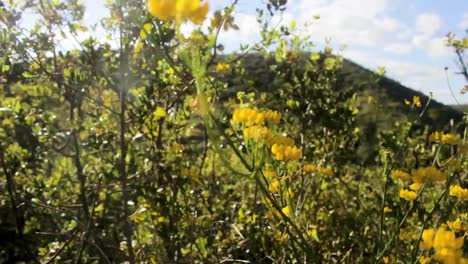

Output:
xmin=0 ymin=0 xmax=467 ymax=263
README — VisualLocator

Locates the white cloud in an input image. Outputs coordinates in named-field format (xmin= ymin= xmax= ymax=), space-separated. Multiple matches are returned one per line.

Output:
xmin=459 ymin=13 xmax=468 ymax=29
xmin=293 ymin=0 xmax=410 ymax=47
xmin=383 ymin=43 xmax=412 ymax=54
xmin=415 ymin=13 xmax=441 ymax=35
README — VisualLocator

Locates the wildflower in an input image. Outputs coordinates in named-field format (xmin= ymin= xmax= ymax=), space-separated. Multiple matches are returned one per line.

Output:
xmin=243 ymin=125 xmax=272 ymax=141
xmin=269 ymin=179 xmax=280 ymax=193
xmin=409 ymin=182 xmax=423 ymax=191
xmin=215 ymin=63 xmax=230 ymax=73
xmin=281 ymin=206 xmax=292 ymax=217
xmin=391 ymin=170 xmax=411 ymax=181
xmin=411 ymin=167 xmax=447 ymax=183
xmin=319 ymin=167 xmax=333 ymax=177
xmin=147 ymin=0 xmax=209 ymax=25
xmin=263 ymin=110 xmax=282 ymax=124
xmin=418 ymin=256 xmax=432 ymax=264
xmin=430 ymin=131 xmax=461 ymax=145
xmin=450 ymin=185 xmax=468 ymax=200
xmin=383 ymin=206 xmax=392 ymax=213
xmin=400 ymin=189 xmax=417 ymax=201
xmin=267 ymin=136 xmax=295 ymax=147
xmin=303 ymin=164 xmax=318 ymax=173
xmin=263 ymin=169 xmax=278 ymax=179
xmin=271 ymin=143 xmax=302 ymax=161
xmin=447 ymin=218 xmax=468 ymax=232
xmin=413 ymin=96 xmax=422 ymax=107
xmin=433 ymin=227 xmax=464 ymax=263
xmin=420 ymin=228 xmax=435 ymax=250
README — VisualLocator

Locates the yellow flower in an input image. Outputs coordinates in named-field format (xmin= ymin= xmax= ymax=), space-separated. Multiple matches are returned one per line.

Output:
xmin=430 ymin=131 xmax=461 ymax=145
xmin=433 ymin=227 xmax=464 ymax=263
xmin=413 ymin=96 xmax=422 ymax=107
xmin=450 ymin=185 xmax=468 ymax=200
xmin=269 ymin=179 xmax=280 ymax=193
xmin=243 ymin=125 xmax=272 ymax=141
xmin=267 ymin=136 xmax=295 ymax=147
xmin=418 ymin=256 xmax=432 ymax=264
xmin=383 ymin=206 xmax=392 ymax=213
xmin=319 ymin=167 xmax=334 ymax=177
xmin=391 ymin=170 xmax=411 ymax=181
xmin=215 ymin=63 xmax=230 ymax=73
xmin=303 ymin=164 xmax=317 ymax=173
xmin=411 ymin=167 xmax=447 ymax=183
xmin=263 ymin=169 xmax=278 ymax=179
xmin=281 ymin=206 xmax=292 ymax=217
xmin=148 ymin=0 xmax=176 ymax=21
xmin=147 ymin=0 xmax=209 ymax=25
xmin=271 ymin=144 xmax=302 ymax=161
xmin=447 ymin=218 xmax=468 ymax=232
xmin=409 ymin=182 xmax=423 ymax=191
xmin=420 ymin=228 xmax=435 ymax=250
xmin=399 ymin=189 xmax=417 ymax=201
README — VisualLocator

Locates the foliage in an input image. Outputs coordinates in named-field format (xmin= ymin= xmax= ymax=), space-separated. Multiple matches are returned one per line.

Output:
xmin=0 ymin=0 xmax=467 ymax=263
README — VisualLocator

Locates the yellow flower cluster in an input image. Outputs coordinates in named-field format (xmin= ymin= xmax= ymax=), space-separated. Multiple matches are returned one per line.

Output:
xmin=269 ymin=179 xmax=280 ymax=193
xmin=447 ymin=218 xmax=468 ymax=232
xmin=303 ymin=164 xmax=334 ymax=176
xmin=429 ymin=132 xmax=462 ymax=145
xmin=267 ymin=135 xmax=295 ymax=147
xmin=232 ymin=108 xmax=282 ymax=124
xmin=243 ymin=125 xmax=272 ymax=140
xmin=271 ymin=143 xmax=302 ymax=161
xmin=263 ymin=169 xmax=278 ymax=179
xmin=147 ymin=0 xmax=209 ymax=24
xmin=215 ymin=63 xmax=230 ymax=73
xmin=391 ymin=170 xmax=411 ymax=181
xmin=420 ymin=227 xmax=466 ymax=264
xmin=450 ymin=185 xmax=468 ymax=200
xmin=303 ymin=164 xmax=317 ymax=173
xmin=399 ymin=189 xmax=418 ymax=201
xmin=411 ymin=167 xmax=447 ymax=182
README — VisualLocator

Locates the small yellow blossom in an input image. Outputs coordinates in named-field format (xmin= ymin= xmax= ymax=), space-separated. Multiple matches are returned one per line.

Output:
xmin=433 ymin=227 xmax=464 ymax=264
xmin=391 ymin=170 xmax=411 ymax=181
xmin=243 ymin=125 xmax=272 ymax=140
xmin=215 ymin=63 xmax=230 ymax=73
xmin=232 ymin=108 xmax=281 ymax=125
xmin=267 ymin=136 xmax=295 ymax=147
xmin=413 ymin=96 xmax=422 ymax=107
xmin=430 ymin=131 xmax=461 ymax=145
xmin=303 ymin=164 xmax=318 ymax=173
xmin=447 ymin=218 xmax=468 ymax=232
xmin=420 ymin=228 xmax=435 ymax=250
xmin=271 ymin=143 xmax=302 ymax=161
xmin=411 ymin=167 xmax=447 ymax=183
xmin=400 ymin=189 xmax=417 ymax=201
xmin=281 ymin=206 xmax=292 ymax=217
xmin=383 ymin=206 xmax=392 ymax=213
xmin=148 ymin=0 xmax=209 ymax=25
xmin=269 ymin=179 xmax=280 ymax=193
xmin=418 ymin=256 xmax=432 ymax=264
xmin=409 ymin=182 xmax=423 ymax=191
xmin=450 ymin=185 xmax=468 ymax=200
xmin=319 ymin=167 xmax=334 ymax=177
xmin=263 ymin=169 xmax=278 ymax=179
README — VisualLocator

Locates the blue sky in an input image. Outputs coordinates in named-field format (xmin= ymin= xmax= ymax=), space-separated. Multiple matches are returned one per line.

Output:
xmin=36 ymin=0 xmax=468 ymax=104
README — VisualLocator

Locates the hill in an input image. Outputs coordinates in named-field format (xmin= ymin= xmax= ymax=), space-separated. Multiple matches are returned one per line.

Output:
xmin=221 ymin=52 xmax=464 ymax=131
